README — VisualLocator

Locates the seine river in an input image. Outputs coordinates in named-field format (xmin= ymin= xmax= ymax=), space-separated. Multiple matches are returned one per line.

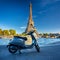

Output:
xmin=0 ymin=38 xmax=60 ymax=46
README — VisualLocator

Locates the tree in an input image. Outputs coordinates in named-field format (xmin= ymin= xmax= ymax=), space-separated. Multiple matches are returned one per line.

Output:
xmin=3 ymin=30 xmax=9 ymax=35
xmin=9 ymin=29 xmax=16 ymax=35
xmin=21 ymin=32 xmax=27 ymax=36
xmin=0 ymin=29 xmax=3 ymax=35
xmin=42 ymin=33 xmax=48 ymax=38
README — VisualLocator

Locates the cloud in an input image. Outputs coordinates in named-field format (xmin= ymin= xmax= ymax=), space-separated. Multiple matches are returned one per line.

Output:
xmin=41 ymin=0 xmax=60 ymax=7
xmin=38 ymin=0 xmax=60 ymax=14
xmin=38 ymin=10 xmax=47 ymax=14
xmin=20 ymin=26 xmax=26 ymax=29
xmin=0 ymin=24 xmax=9 ymax=30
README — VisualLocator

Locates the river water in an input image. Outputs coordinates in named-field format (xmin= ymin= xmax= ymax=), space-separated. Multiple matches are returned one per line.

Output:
xmin=0 ymin=38 xmax=60 ymax=46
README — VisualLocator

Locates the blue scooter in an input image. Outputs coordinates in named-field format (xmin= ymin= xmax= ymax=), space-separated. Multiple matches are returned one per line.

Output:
xmin=7 ymin=31 xmax=40 ymax=54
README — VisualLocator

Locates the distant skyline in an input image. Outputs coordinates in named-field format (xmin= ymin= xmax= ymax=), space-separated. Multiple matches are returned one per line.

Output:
xmin=0 ymin=0 xmax=60 ymax=33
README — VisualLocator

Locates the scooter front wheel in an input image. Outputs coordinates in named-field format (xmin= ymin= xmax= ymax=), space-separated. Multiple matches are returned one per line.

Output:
xmin=35 ymin=44 xmax=40 ymax=52
xmin=8 ymin=45 xmax=18 ymax=54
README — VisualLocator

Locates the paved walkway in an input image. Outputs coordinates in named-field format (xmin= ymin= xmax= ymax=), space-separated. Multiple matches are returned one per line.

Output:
xmin=0 ymin=43 xmax=60 ymax=60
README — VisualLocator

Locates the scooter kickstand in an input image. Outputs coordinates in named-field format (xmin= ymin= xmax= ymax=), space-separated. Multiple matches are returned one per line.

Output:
xmin=19 ymin=50 xmax=22 ymax=54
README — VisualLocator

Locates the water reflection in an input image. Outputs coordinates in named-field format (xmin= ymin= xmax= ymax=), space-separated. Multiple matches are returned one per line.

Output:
xmin=0 ymin=38 xmax=60 ymax=46
xmin=38 ymin=38 xmax=60 ymax=46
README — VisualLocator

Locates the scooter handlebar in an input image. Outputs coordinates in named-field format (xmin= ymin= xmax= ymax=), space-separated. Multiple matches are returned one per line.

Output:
xmin=27 ymin=30 xmax=35 ymax=35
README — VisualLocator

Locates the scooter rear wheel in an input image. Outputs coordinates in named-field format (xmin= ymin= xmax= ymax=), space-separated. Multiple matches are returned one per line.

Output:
xmin=8 ymin=45 xmax=18 ymax=54
xmin=35 ymin=44 xmax=40 ymax=52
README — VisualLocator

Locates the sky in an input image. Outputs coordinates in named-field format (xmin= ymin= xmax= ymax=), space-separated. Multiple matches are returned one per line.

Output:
xmin=0 ymin=0 xmax=60 ymax=34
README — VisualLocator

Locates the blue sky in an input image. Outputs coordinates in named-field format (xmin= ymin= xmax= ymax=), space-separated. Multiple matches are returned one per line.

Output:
xmin=0 ymin=0 xmax=60 ymax=34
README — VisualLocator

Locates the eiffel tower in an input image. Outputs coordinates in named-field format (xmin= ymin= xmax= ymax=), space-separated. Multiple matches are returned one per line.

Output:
xmin=25 ymin=3 xmax=39 ymax=37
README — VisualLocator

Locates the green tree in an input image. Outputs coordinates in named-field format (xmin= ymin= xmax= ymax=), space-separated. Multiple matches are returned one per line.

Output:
xmin=9 ymin=29 xmax=16 ymax=35
xmin=45 ymin=33 xmax=48 ymax=36
xmin=42 ymin=33 xmax=48 ymax=38
xmin=0 ymin=29 xmax=3 ymax=35
xmin=39 ymin=33 xmax=43 ymax=36
xmin=3 ymin=30 xmax=9 ymax=35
